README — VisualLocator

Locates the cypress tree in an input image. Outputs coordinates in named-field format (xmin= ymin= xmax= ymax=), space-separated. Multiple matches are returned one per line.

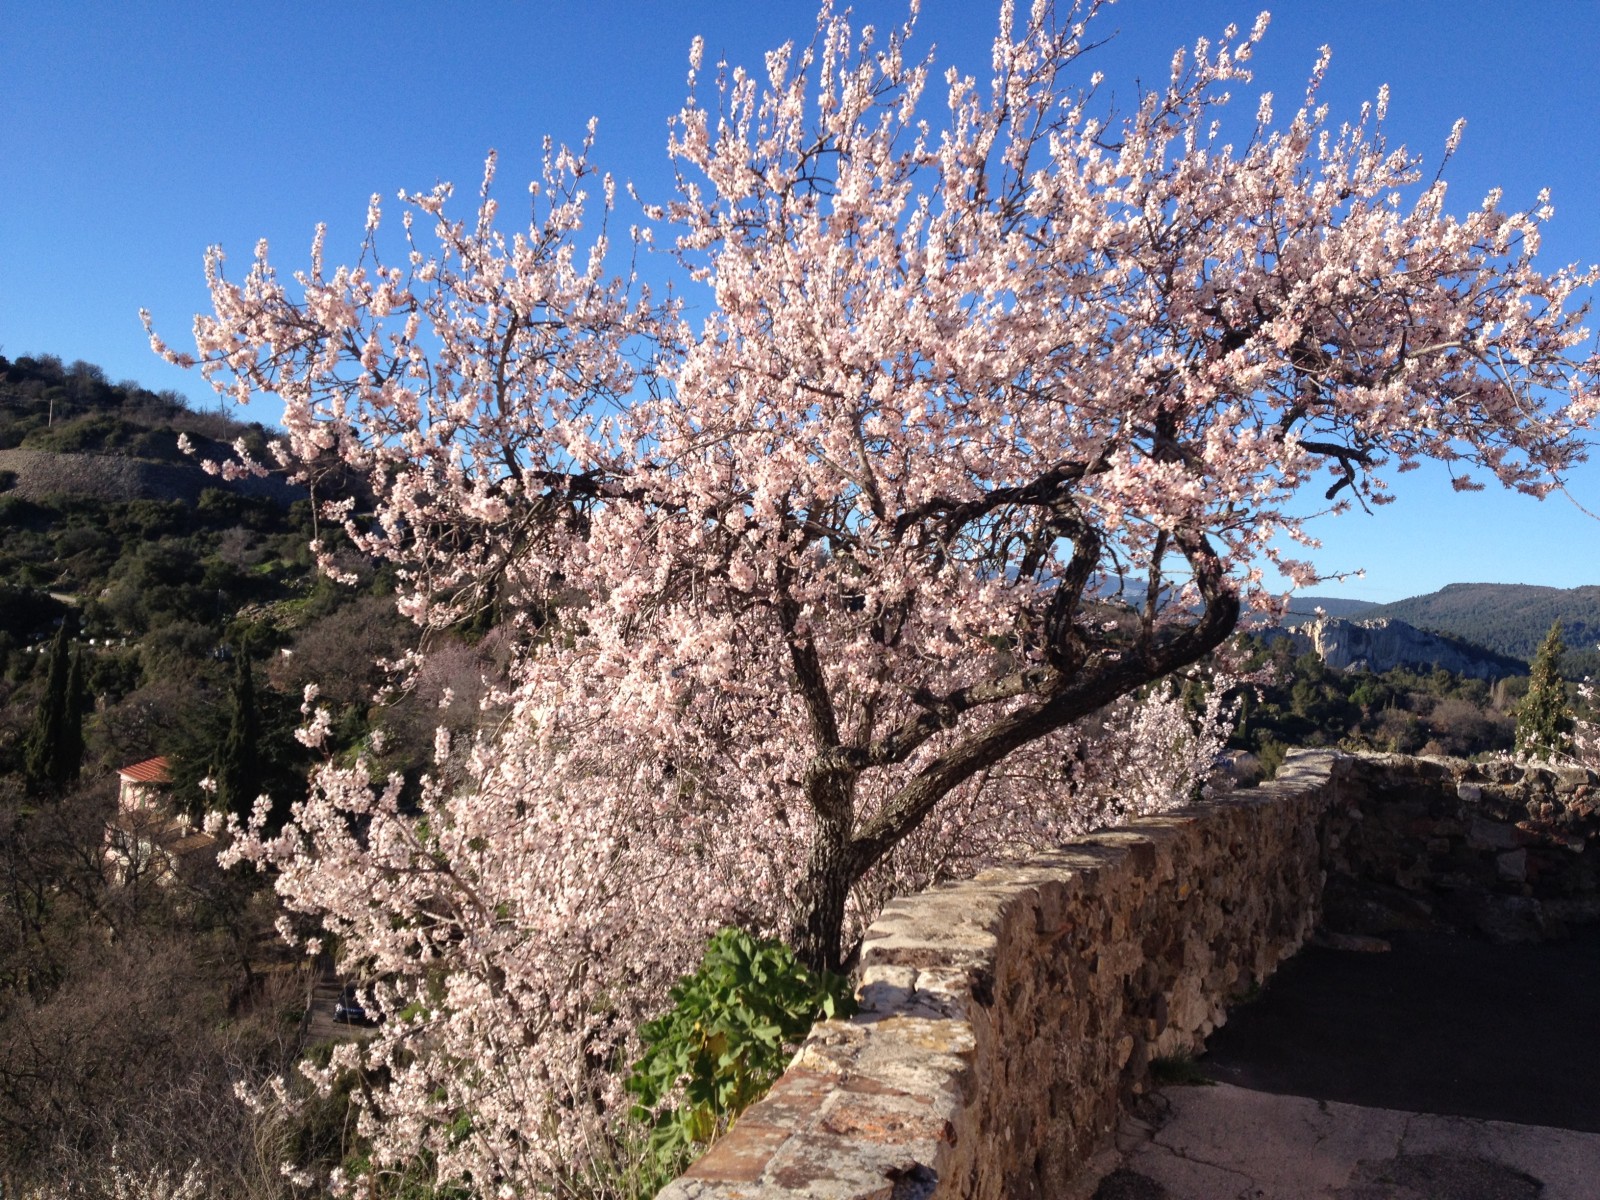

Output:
xmin=62 ymin=646 xmax=86 ymax=785
xmin=213 ymin=643 xmax=261 ymax=821
xmin=1515 ymin=620 xmax=1573 ymax=760
xmin=23 ymin=613 xmax=83 ymax=793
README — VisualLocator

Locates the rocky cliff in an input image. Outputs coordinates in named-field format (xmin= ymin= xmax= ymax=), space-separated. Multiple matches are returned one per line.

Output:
xmin=1305 ymin=616 xmax=1524 ymax=680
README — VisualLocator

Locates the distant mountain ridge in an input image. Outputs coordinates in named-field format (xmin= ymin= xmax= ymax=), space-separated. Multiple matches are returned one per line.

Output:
xmin=1279 ymin=595 xmax=1381 ymax=624
xmin=1363 ymin=583 xmax=1600 ymax=678
xmin=1273 ymin=583 xmax=1600 ymax=679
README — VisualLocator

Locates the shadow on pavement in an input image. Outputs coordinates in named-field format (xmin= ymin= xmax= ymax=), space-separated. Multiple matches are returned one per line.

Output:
xmin=1200 ymin=924 xmax=1600 ymax=1133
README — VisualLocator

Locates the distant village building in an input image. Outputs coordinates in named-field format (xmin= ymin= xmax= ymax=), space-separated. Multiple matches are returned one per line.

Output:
xmin=106 ymin=755 xmax=216 ymax=884
xmin=117 ymin=754 xmax=172 ymax=812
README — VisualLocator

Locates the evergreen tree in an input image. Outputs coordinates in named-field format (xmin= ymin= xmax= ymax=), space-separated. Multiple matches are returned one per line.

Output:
xmin=213 ymin=643 xmax=261 ymax=821
xmin=23 ymin=613 xmax=83 ymax=793
xmin=63 ymin=646 xmax=87 ymax=781
xmin=1515 ymin=621 xmax=1573 ymax=760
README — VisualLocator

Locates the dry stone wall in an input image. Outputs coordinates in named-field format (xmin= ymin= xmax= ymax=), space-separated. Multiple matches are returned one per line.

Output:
xmin=660 ymin=750 xmax=1600 ymax=1200
xmin=0 ymin=448 xmax=306 ymax=507
xmin=1320 ymin=754 xmax=1599 ymax=944
xmin=660 ymin=751 xmax=1343 ymax=1200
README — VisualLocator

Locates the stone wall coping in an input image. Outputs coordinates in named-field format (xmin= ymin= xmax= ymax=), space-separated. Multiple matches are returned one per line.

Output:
xmin=660 ymin=749 xmax=1345 ymax=1200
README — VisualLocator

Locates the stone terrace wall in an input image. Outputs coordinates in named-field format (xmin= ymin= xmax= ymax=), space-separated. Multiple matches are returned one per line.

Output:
xmin=0 ymin=448 xmax=306 ymax=507
xmin=1321 ymin=754 xmax=1599 ymax=944
xmin=661 ymin=751 xmax=1345 ymax=1200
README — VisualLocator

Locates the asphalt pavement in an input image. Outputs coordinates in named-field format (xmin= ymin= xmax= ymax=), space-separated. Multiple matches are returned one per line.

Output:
xmin=1091 ymin=925 xmax=1600 ymax=1198
xmin=1201 ymin=925 xmax=1600 ymax=1133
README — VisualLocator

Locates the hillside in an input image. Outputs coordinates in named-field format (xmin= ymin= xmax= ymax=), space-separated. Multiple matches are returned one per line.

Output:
xmin=1364 ymin=583 xmax=1600 ymax=678
xmin=1279 ymin=595 xmax=1382 ymax=625
xmin=0 ymin=352 xmax=306 ymax=501
xmin=0 ymin=351 xmax=512 ymax=810
xmin=0 ymin=446 xmax=306 ymax=507
xmin=0 ymin=354 xmax=518 ymax=1193
xmin=2 ymin=354 xmax=258 ymax=455
xmin=0 ymin=357 xmax=391 ymax=1194
xmin=0 ymin=352 xmax=427 ymax=800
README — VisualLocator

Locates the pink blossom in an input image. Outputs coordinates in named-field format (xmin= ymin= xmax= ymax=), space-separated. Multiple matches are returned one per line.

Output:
xmin=161 ymin=0 xmax=1598 ymax=1189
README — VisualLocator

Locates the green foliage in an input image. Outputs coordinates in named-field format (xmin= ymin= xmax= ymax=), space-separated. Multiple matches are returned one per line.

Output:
xmin=214 ymin=643 xmax=262 ymax=822
xmin=1361 ymin=582 xmax=1600 ymax=679
xmin=0 ymin=351 xmax=257 ymax=455
xmin=1253 ymin=733 xmax=1288 ymax=780
xmin=1149 ymin=1053 xmax=1216 ymax=1087
xmin=158 ymin=646 xmax=309 ymax=827
xmin=556 ymin=1121 xmax=698 ymax=1200
xmin=63 ymin=647 xmax=87 ymax=781
xmin=0 ymin=352 xmax=367 ymax=819
xmin=627 ymin=929 xmax=856 ymax=1160
xmin=1231 ymin=632 xmax=1519 ymax=762
xmin=0 ymin=586 xmax=64 ymax=641
xmin=1514 ymin=621 xmax=1573 ymax=760
xmin=23 ymin=613 xmax=84 ymax=793
xmin=22 ymin=412 xmax=145 ymax=454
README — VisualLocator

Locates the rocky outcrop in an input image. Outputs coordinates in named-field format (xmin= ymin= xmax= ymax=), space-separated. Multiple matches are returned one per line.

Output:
xmin=1305 ymin=615 xmax=1523 ymax=680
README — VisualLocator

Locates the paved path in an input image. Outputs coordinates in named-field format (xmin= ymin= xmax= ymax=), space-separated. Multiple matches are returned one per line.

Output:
xmin=1091 ymin=927 xmax=1599 ymax=1198
xmin=1103 ymin=1084 xmax=1600 ymax=1199
xmin=302 ymin=955 xmax=374 ymax=1046
xmin=1199 ymin=927 xmax=1600 ymax=1132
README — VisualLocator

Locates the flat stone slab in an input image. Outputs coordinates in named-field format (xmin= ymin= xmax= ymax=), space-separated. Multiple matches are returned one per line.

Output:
xmin=1104 ymin=1083 xmax=1600 ymax=1200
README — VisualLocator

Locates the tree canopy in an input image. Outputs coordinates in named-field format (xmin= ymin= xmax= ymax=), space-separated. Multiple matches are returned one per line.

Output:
xmin=1516 ymin=620 xmax=1574 ymax=759
xmin=157 ymin=1 xmax=1600 ymax=1190
xmin=23 ymin=613 xmax=83 ymax=794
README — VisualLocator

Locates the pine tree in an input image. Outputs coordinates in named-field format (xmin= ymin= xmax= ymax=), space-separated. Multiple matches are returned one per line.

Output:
xmin=23 ymin=613 xmax=83 ymax=793
xmin=213 ymin=643 xmax=261 ymax=821
xmin=1516 ymin=620 xmax=1573 ymax=760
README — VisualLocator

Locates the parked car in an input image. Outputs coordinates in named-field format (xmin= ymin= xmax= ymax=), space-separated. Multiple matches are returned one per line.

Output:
xmin=334 ymin=984 xmax=368 ymax=1025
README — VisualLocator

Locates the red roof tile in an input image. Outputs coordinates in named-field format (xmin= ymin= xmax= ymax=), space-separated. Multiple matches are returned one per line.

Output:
xmin=118 ymin=756 xmax=172 ymax=785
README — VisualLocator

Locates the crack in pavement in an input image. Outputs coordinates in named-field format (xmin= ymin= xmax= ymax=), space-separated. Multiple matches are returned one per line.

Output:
xmin=1394 ymin=1111 xmax=1416 ymax=1160
xmin=1298 ymin=1096 xmax=1334 ymax=1149
xmin=1141 ymin=1132 xmax=1264 ymax=1195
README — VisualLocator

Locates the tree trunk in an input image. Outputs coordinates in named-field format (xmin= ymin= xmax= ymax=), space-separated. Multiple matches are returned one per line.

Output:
xmin=794 ymin=771 xmax=856 ymax=973
xmin=794 ymin=823 xmax=853 ymax=973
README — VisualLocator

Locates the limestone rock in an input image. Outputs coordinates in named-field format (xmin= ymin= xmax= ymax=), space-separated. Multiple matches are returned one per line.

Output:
xmin=1304 ymin=616 xmax=1521 ymax=680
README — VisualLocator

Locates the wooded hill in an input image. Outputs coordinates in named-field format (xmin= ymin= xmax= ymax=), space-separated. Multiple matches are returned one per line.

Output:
xmin=1364 ymin=584 xmax=1600 ymax=677
xmin=1276 ymin=585 xmax=1600 ymax=679
xmin=0 ymin=351 xmax=465 ymax=817
xmin=0 ymin=353 xmax=519 ymax=1193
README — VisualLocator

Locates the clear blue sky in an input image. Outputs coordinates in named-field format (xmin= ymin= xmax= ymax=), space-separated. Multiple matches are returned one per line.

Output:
xmin=4 ymin=1 xmax=1597 ymax=603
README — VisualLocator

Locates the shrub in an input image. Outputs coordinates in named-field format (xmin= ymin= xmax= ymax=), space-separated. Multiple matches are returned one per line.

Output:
xmin=627 ymin=929 xmax=856 ymax=1161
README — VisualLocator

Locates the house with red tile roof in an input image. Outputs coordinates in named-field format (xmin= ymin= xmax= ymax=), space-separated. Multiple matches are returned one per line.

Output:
xmin=116 ymin=755 xmax=173 ymax=812
xmin=106 ymin=755 xmax=215 ymax=884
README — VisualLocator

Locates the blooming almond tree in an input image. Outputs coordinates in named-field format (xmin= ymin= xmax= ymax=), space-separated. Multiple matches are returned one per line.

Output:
xmin=157 ymin=0 xmax=1598 ymax=1190
xmin=627 ymin=0 xmax=1596 ymax=966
